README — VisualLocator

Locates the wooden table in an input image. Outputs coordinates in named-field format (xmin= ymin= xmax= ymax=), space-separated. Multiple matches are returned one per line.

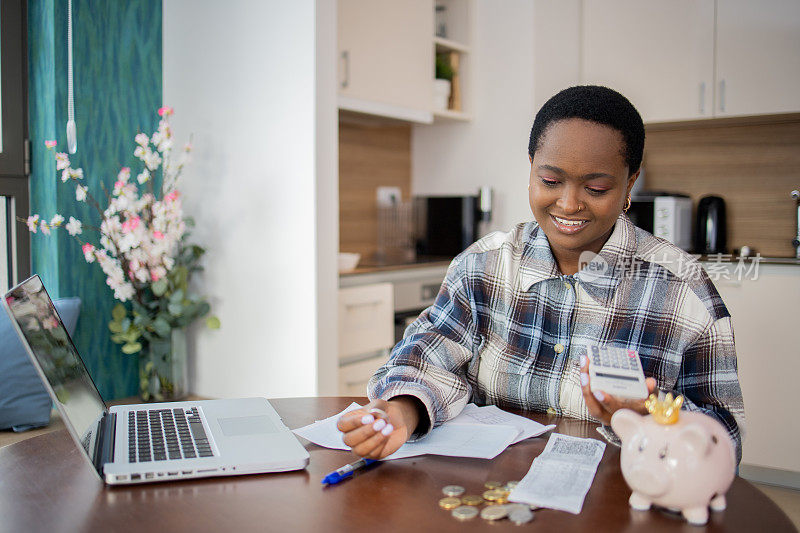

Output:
xmin=0 ymin=397 xmax=793 ymax=532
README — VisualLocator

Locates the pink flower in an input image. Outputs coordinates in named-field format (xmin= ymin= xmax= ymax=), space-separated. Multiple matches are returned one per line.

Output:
xmin=165 ymin=190 xmax=180 ymax=202
xmin=26 ymin=215 xmax=40 ymax=233
xmin=44 ymin=140 xmax=57 ymax=148
xmin=82 ymin=243 xmax=96 ymax=263
xmin=150 ymin=269 xmax=162 ymax=282
xmin=121 ymin=216 xmax=141 ymax=233
xmin=158 ymin=106 xmax=174 ymax=117
xmin=153 ymin=230 xmax=165 ymax=240
xmin=117 ymin=167 xmax=131 ymax=182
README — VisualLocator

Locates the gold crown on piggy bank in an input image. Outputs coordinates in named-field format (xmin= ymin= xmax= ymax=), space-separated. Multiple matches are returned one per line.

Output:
xmin=645 ymin=393 xmax=684 ymax=425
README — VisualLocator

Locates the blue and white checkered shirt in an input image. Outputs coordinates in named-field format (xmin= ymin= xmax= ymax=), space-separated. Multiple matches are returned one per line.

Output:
xmin=368 ymin=213 xmax=745 ymax=461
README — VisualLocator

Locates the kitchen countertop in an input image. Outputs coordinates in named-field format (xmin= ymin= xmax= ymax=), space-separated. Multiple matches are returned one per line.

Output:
xmin=340 ymin=254 xmax=453 ymax=276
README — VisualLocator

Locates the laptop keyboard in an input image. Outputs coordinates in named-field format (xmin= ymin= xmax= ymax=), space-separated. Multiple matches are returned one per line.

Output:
xmin=127 ymin=407 xmax=214 ymax=463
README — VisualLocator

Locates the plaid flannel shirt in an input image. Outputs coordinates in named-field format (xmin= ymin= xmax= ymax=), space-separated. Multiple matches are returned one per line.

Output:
xmin=368 ymin=213 xmax=745 ymax=462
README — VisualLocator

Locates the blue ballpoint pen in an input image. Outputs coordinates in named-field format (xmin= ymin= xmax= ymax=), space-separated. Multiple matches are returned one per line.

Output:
xmin=321 ymin=458 xmax=378 ymax=485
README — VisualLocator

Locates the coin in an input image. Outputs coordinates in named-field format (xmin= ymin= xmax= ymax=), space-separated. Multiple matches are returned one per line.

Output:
xmin=484 ymin=480 xmax=503 ymax=489
xmin=509 ymin=507 xmax=535 ymax=525
xmin=461 ymin=495 xmax=484 ymax=506
xmin=452 ymin=506 xmax=479 ymax=521
xmin=442 ymin=485 xmax=465 ymax=497
xmin=483 ymin=489 xmax=502 ymax=501
xmin=439 ymin=497 xmax=461 ymax=510
xmin=480 ymin=505 xmax=509 ymax=521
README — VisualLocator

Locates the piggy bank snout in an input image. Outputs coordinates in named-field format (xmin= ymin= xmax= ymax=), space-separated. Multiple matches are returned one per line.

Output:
xmin=625 ymin=465 xmax=670 ymax=498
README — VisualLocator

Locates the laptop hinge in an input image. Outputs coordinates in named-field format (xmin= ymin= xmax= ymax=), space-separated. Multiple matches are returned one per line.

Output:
xmin=93 ymin=411 xmax=116 ymax=474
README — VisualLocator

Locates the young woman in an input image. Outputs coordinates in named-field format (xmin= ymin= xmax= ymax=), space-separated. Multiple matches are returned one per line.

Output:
xmin=338 ymin=86 xmax=745 ymax=463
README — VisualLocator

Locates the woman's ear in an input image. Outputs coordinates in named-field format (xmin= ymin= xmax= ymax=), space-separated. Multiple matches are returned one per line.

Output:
xmin=626 ymin=170 xmax=641 ymax=196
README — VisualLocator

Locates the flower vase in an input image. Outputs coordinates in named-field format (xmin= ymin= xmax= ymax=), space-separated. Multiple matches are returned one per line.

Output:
xmin=139 ymin=328 xmax=188 ymax=402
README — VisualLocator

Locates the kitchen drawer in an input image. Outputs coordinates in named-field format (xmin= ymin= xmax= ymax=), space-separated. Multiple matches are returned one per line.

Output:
xmin=338 ymin=283 xmax=394 ymax=359
xmin=338 ymin=353 xmax=388 ymax=396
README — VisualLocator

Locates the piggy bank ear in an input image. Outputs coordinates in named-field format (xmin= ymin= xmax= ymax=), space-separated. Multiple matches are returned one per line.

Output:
xmin=678 ymin=424 xmax=711 ymax=456
xmin=611 ymin=409 xmax=643 ymax=442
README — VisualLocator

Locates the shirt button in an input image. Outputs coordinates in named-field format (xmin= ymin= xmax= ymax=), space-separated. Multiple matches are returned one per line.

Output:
xmin=554 ymin=343 xmax=565 ymax=354
xmin=564 ymin=282 xmax=571 ymax=290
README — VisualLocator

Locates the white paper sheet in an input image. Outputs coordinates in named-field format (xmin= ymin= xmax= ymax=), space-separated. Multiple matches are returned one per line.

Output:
xmin=508 ymin=433 xmax=606 ymax=514
xmin=292 ymin=403 xmax=526 ymax=460
xmin=448 ymin=404 xmax=556 ymax=444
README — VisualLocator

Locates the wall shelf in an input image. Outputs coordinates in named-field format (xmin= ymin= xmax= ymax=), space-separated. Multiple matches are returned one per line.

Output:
xmin=433 ymin=109 xmax=472 ymax=122
xmin=434 ymin=36 xmax=470 ymax=54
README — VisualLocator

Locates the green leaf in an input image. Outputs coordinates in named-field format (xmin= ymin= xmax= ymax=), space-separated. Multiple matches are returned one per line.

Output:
xmin=112 ymin=303 xmax=127 ymax=322
xmin=124 ymin=328 xmax=141 ymax=342
xmin=168 ymin=302 xmax=183 ymax=316
xmin=145 ymin=361 xmax=154 ymax=373
xmin=197 ymin=301 xmax=211 ymax=317
xmin=109 ymin=321 xmax=123 ymax=333
xmin=152 ymin=278 xmax=168 ymax=296
xmin=169 ymin=289 xmax=184 ymax=304
xmin=206 ymin=316 xmax=221 ymax=329
xmin=152 ymin=318 xmax=171 ymax=338
xmin=122 ymin=342 xmax=143 ymax=354
xmin=111 ymin=334 xmax=126 ymax=344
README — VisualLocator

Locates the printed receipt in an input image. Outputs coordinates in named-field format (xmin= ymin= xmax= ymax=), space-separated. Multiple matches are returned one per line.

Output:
xmin=508 ymin=433 xmax=606 ymax=514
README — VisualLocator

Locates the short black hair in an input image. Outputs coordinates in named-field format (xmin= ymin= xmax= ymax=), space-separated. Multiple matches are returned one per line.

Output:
xmin=528 ymin=85 xmax=645 ymax=176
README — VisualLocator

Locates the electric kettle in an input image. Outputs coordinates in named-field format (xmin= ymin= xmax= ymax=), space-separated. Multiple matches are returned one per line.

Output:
xmin=695 ymin=196 xmax=727 ymax=254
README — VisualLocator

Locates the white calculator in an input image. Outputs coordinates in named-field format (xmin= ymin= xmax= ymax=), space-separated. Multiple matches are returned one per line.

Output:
xmin=582 ymin=344 xmax=649 ymax=399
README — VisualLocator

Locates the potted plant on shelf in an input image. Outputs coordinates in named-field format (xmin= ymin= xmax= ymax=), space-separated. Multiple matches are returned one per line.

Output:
xmin=26 ymin=107 xmax=219 ymax=402
xmin=434 ymin=53 xmax=455 ymax=111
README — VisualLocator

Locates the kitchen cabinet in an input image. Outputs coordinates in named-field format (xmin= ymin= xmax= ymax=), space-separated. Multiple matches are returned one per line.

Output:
xmin=337 ymin=0 xmax=434 ymax=123
xmin=708 ymin=263 xmax=800 ymax=477
xmin=582 ymin=0 xmax=715 ymax=123
xmin=338 ymin=282 xmax=394 ymax=395
xmin=715 ymin=0 xmax=800 ymax=117
xmin=580 ymin=0 xmax=800 ymax=122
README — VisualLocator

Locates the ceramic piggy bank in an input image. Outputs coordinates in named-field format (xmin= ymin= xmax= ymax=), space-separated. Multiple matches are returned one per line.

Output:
xmin=610 ymin=394 xmax=736 ymax=526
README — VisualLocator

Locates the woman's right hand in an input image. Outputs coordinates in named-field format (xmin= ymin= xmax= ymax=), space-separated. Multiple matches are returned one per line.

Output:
xmin=336 ymin=396 xmax=421 ymax=460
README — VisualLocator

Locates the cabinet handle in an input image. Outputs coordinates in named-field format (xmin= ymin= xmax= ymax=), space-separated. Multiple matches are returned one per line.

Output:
xmin=341 ymin=50 xmax=350 ymax=89
xmin=699 ymin=82 xmax=706 ymax=114
xmin=719 ymin=79 xmax=726 ymax=113
xmin=345 ymin=300 xmax=383 ymax=310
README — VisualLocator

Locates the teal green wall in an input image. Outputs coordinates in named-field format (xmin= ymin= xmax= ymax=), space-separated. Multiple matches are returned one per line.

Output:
xmin=28 ymin=0 xmax=163 ymax=400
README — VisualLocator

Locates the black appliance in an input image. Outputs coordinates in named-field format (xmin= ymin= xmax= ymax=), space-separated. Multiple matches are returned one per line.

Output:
xmin=695 ymin=195 xmax=727 ymax=254
xmin=414 ymin=196 xmax=480 ymax=257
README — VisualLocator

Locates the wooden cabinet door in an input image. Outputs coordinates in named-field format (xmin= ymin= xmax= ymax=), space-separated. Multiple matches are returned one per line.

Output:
xmin=715 ymin=0 xmax=800 ymax=117
xmin=337 ymin=0 xmax=434 ymax=112
xmin=581 ymin=0 xmax=715 ymax=123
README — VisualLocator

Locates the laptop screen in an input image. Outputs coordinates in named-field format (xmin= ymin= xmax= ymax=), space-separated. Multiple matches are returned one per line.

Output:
xmin=4 ymin=276 xmax=106 ymax=457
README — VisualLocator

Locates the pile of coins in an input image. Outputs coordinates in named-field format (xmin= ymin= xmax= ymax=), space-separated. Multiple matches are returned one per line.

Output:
xmin=437 ymin=481 xmax=535 ymax=524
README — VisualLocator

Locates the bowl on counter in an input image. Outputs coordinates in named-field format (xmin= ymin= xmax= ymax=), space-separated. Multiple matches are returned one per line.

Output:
xmin=338 ymin=252 xmax=361 ymax=273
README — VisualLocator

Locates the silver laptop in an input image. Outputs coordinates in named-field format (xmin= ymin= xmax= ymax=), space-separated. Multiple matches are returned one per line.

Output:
xmin=3 ymin=275 xmax=309 ymax=485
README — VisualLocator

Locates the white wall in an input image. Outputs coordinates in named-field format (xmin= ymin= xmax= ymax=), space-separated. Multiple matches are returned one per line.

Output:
xmin=163 ymin=1 xmax=338 ymax=398
xmin=412 ymin=0 xmax=581 ymax=234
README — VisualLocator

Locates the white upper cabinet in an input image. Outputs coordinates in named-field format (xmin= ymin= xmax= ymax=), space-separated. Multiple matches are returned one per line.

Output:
xmin=581 ymin=0 xmax=715 ymax=123
xmin=579 ymin=0 xmax=800 ymax=122
xmin=337 ymin=0 xmax=434 ymax=122
xmin=715 ymin=0 xmax=800 ymax=117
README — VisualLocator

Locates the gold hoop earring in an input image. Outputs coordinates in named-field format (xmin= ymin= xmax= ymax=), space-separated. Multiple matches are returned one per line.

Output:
xmin=623 ymin=195 xmax=632 ymax=213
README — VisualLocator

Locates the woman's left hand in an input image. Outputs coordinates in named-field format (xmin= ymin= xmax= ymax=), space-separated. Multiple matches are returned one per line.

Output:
xmin=580 ymin=354 xmax=657 ymax=425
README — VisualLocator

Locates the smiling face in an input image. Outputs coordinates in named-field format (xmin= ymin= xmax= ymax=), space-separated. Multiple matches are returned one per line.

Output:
xmin=529 ymin=118 xmax=639 ymax=274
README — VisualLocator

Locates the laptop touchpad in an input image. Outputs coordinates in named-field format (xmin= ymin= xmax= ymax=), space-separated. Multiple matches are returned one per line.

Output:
xmin=218 ymin=415 xmax=278 ymax=437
